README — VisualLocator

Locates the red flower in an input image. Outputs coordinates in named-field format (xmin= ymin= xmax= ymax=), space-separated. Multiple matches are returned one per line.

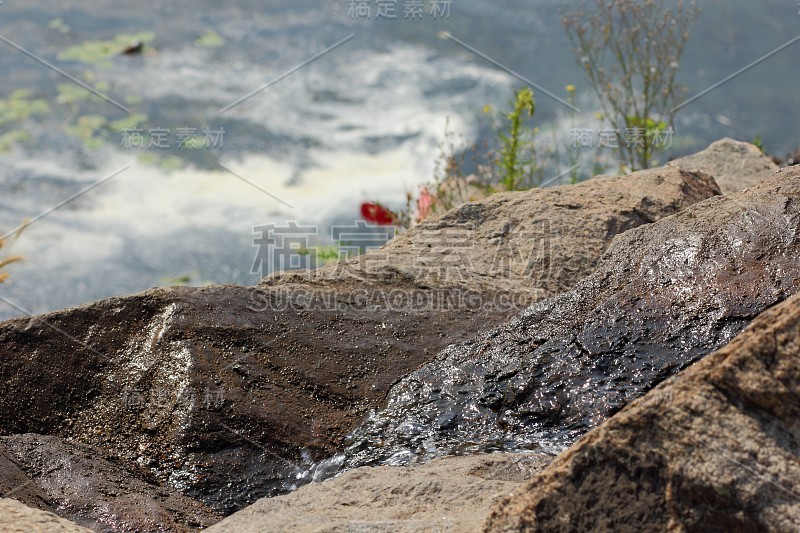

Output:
xmin=360 ymin=202 xmax=397 ymax=225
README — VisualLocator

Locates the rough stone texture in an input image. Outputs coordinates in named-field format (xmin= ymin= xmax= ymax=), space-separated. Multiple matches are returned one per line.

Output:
xmin=287 ymin=166 xmax=720 ymax=300
xmin=486 ymin=292 xmax=800 ymax=532
xmin=1 ymin=434 xmax=221 ymax=532
xmin=0 ymin=164 xmax=717 ymax=524
xmin=668 ymin=137 xmax=778 ymax=194
xmin=340 ymin=166 xmax=800 ymax=470
xmin=207 ymin=453 xmax=550 ymax=533
xmin=0 ymin=283 xmax=516 ymax=522
xmin=0 ymin=497 xmax=90 ymax=533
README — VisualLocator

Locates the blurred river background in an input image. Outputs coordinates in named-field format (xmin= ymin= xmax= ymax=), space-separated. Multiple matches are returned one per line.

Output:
xmin=0 ymin=0 xmax=797 ymax=320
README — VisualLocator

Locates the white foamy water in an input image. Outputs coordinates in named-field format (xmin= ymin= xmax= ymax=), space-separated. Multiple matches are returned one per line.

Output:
xmin=0 ymin=33 xmax=513 ymax=319
xmin=0 ymin=0 xmax=797 ymax=319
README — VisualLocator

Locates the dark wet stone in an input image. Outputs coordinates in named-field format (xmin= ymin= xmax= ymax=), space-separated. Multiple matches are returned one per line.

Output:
xmin=339 ymin=166 xmax=800 ymax=471
xmin=0 ymin=441 xmax=52 ymax=513
xmin=486 ymin=291 xmax=800 ymax=531
xmin=1 ymin=434 xmax=220 ymax=531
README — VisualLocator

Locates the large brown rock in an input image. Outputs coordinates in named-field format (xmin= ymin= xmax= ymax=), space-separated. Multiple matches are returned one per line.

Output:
xmin=668 ymin=137 xmax=778 ymax=194
xmin=0 ymin=164 xmax=716 ymax=525
xmin=0 ymin=498 xmax=90 ymax=533
xmin=339 ymin=166 xmax=800 ymax=471
xmin=207 ymin=453 xmax=549 ymax=533
xmin=486 ymin=291 xmax=800 ymax=532
xmin=285 ymin=166 xmax=719 ymax=300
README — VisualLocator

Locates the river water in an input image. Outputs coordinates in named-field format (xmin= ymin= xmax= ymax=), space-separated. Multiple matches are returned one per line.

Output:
xmin=0 ymin=0 xmax=797 ymax=320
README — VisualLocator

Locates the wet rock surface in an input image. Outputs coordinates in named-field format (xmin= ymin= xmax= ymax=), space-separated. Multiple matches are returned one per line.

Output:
xmin=339 ymin=166 xmax=800 ymax=471
xmin=668 ymin=137 xmax=778 ymax=194
xmin=0 ymin=283 xmax=504 ymax=521
xmin=1 ymin=434 xmax=221 ymax=531
xmin=0 ymin=441 xmax=52 ymax=514
xmin=206 ymin=452 xmax=550 ymax=533
xmin=0 ymin=164 xmax=717 ymax=527
xmin=486 ymin=292 xmax=800 ymax=532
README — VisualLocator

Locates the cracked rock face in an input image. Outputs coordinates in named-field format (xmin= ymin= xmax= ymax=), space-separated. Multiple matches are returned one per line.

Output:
xmin=339 ymin=167 xmax=800 ymax=471
xmin=486 ymin=291 xmax=800 ymax=532
xmin=0 ymin=164 xmax=717 ymax=527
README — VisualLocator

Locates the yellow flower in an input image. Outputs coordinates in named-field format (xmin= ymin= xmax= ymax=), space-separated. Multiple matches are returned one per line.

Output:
xmin=566 ymin=84 xmax=576 ymax=93
xmin=483 ymin=104 xmax=491 ymax=113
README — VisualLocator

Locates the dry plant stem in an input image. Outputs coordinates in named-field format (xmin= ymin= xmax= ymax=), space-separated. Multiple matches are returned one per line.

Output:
xmin=563 ymin=0 xmax=700 ymax=170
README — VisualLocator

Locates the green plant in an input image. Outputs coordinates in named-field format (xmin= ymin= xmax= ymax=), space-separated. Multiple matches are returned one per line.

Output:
xmin=752 ymin=135 xmax=765 ymax=154
xmin=498 ymin=87 xmax=536 ymax=191
xmin=384 ymin=88 xmax=575 ymax=228
xmin=562 ymin=0 xmax=700 ymax=171
xmin=161 ymin=272 xmax=215 ymax=286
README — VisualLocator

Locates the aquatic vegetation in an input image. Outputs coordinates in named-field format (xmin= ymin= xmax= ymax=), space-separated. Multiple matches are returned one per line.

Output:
xmin=64 ymin=114 xmax=108 ymax=149
xmin=58 ymin=32 xmax=156 ymax=66
xmin=0 ymin=90 xmax=50 ymax=128
xmin=124 ymin=95 xmax=144 ymax=106
xmin=54 ymin=73 xmax=149 ymax=149
xmin=47 ymin=18 xmax=71 ymax=34
xmin=55 ymin=81 xmax=114 ymax=106
xmin=0 ymin=90 xmax=50 ymax=152
xmin=108 ymin=113 xmax=148 ymax=132
xmin=0 ymin=131 xmax=29 ymax=152
xmin=196 ymin=30 xmax=225 ymax=48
